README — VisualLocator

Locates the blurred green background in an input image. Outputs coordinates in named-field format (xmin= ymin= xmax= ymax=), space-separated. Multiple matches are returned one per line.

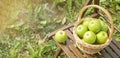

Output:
xmin=0 ymin=0 xmax=120 ymax=58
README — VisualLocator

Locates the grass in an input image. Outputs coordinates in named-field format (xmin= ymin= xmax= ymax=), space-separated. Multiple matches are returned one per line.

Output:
xmin=0 ymin=0 xmax=120 ymax=58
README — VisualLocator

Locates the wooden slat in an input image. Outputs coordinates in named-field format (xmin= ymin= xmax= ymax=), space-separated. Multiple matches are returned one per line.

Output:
xmin=69 ymin=44 xmax=84 ymax=58
xmin=101 ymin=49 xmax=111 ymax=58
xmin=94 ymin=53 xmax=102 ymax=58
xmin=112 ymin=39 xmax=120 ymax=49
xmin=69 ymin=27 xmax=73 ymax=33
xmin=68 ymin=41 xmax=83 ymax=58
xmin=94 ymin=0 xmax=99 ymax=5
xmin=84 ymin=0 xmax=93 ymax=6
xmin=65 ymin=30 xmax=84 ymax=58
xmin=54 ymin=47 xmax=62 ymax=58
xmin=86 ymin=54 xmax=93 ymax=58
xmin=52 ymin=37 xmax=76 ymax=58
xmin=65 ymin=30 xmax=75 ymax=42
xmin=105 ymin=46 xmax=119 ymax=58
xmin=109 ymin=42 xmax=120 ymax=56
xmin=114 ymin=25 xmax=120 ymax=33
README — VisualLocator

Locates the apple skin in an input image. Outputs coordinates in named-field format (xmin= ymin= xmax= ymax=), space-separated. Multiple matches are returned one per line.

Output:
xmin=88 ymin=19 xmax=101 ymax=33
xmin=54 ymin=30 xmax=67 ymax=43
xmin=75 ymin=25 xmax=88 ymax=37
xmin=83 ymin=31 xmax=96 ymax=44
xmin=82 ymin=18 xmax=92 ymax=27
xmin=96 ymin=31 xmax=108 ymax=44
xmin=100 ymin=20 xmax=108 ymax=32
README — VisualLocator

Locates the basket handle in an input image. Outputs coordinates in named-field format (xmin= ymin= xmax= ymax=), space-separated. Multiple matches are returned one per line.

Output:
xmin=76 ymin=5 xmax=114 ymax=40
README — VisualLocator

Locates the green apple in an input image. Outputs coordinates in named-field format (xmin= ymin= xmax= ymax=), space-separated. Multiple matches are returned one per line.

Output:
xmin=96 ymin=31 xmax=108 ymax=44
xmin=100 ymin=20 xmax=108 ymax=32
xmin=75 ymin=25 xmax=88 ymax=37
xmin=82 ymin=18 xmax=92 ymax=27
xmin=54 ymin=30 xmax=67 ymax=43
xmin=83 ymin=31 xmax=96 ymax=44
xmin=88 ymin=19 xmax=101 ymax=33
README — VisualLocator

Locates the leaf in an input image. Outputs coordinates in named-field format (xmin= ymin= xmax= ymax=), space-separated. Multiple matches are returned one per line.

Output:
xmin=100 ymin=0 xmax=106 ymax=2
xmin=9 ymin=49 xmax=17 ymax=58
xmin=115 ymin=38 xmax=120 ymax=42
xmin=40 ymin=21 xmax=47 ymax=25
xmin=82 ymin=0 xmax=86 ymax=4
xmin=40 ymin=45 xmax=52 ymax=56
xmin=14 ymin=42 xmax=20 ymax=49
xmin=112 ymin=16 xmax=117 ymax=21
xmin=37 ymin=24 xmax=44 ymax=29
xmin=31 ymin=51 xmax=39 ymax=58
xmin=47 ymin=55 xmax=53 ymax=58
xmin=85 ymin=7 xmax=94 ymax=15
xmin=61 ymin=17 xmax=67 ymax=25
xmin=116 ymin=4 xmax=120 ymax=10
xmin=56 ymin=20 xmax=62 ymax=23
xmin=0 ymin=50 xmax=2 ymax=58
xmin=27 ymin=42 xmax=34 ymax=54
xmin=66 ymin=0 xmax=72 ymax=10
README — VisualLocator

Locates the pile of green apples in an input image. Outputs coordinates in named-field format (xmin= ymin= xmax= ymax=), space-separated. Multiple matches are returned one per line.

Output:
xmin=75 ymin=18 xmax=108 ymax=44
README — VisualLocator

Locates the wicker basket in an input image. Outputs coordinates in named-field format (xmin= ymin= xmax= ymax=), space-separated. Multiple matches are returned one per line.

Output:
xmin=73 ymin=5 xmax=114 ymax=54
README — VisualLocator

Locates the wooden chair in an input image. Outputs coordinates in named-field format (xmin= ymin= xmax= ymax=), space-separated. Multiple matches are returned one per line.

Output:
xmin=46 ymin=0 xmax=120 ymax=58
xmin=48 ymin=23 xmax=120 ymax=58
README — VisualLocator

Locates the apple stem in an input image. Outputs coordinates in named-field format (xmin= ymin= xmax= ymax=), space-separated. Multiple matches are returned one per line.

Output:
xmin=60 ymin=32 xmax=63 ymax=35
xmin=87 ymin=33 xmax=89 ymax=36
